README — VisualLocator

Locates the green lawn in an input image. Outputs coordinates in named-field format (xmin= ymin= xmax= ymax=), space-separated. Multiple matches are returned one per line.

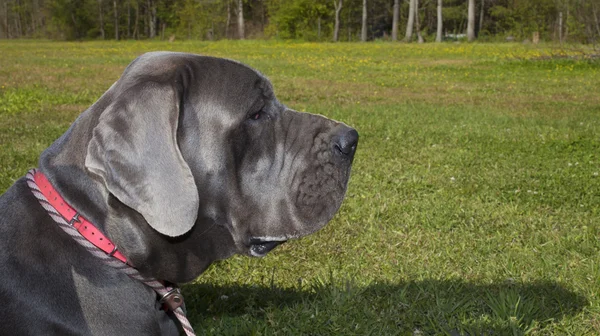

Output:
xmin=1 ymin=40 xmax=600 ymax=335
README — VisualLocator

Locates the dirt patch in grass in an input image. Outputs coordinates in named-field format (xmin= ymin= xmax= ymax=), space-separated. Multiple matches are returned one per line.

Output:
xmin=418 ymin=59 xmax=474 ymax=66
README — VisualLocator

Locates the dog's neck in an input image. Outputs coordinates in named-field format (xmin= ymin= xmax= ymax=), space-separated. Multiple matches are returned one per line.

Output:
xmin=37 ymin=100 xmax=235 ymax=283
xmin=39 ymin=106 xmax=110 ymax=233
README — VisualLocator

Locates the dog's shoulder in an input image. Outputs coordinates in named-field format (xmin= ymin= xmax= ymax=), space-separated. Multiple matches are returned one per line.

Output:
xmin=0 ymin=177 xmax=45 ymax=236
xmin=0 ymin=176 xmax=70 ymax=273
xmin=0 ymin=176 xmax=174 ymax=335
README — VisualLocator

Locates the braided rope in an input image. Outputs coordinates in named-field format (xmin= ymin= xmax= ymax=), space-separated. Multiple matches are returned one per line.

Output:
xmin=26 ymin=169 xmax=196 ymax=336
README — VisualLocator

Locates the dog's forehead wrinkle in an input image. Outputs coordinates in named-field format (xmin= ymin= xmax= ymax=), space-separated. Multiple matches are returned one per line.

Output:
xmin=274 ymin=142 xmax=287 ymax=180
xmin=255 ymin=77 xmax=274 ymax=98
xmin=248 ymin=94 xmax=266 ymax=114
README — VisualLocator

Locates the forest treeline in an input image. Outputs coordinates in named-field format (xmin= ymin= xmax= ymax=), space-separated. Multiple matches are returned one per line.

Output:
xmin=1 ymin=0 xmax=599 ymax=43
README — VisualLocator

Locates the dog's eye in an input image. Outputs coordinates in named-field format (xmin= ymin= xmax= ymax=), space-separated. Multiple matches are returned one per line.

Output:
xmin=249 ymin=111 xmax=262 ymax=120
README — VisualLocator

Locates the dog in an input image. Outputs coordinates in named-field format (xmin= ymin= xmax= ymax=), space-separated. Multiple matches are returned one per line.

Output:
xmin=0 ymin=52 xmax=358 ymax=335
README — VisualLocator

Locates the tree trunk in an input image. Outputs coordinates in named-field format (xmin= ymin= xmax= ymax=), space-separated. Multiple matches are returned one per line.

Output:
xmin=584 ymin=17 xmax=593 ymax=44
xmin=143 ymin=0 xmax=148 ymax=37
xmin=114 ymin=0 xmax=118 ymax=40
xmin=594 ymin=5 xmax=600 ymax=38
xmin=347 ymin=9 xmax=351 ymax=41
xmin=478 ymin=0 xmax=484 ymax=36
xmin=360 ymin=0 xmax=367 ymax=41
xmin=317 ymin=16 xmax=321 ymax=40
xmin=559 ymin=11 xmax=563 ymax=44
xmin=127 ymin=0 xmax=130 ymax=38
xmin=149 ymin=0 xmax=156 ymax=38
xmin=31 ymin=0 xmax=37 ymax=36
xmin=36 ymin=0 xmax=43 ymax=35
xmin=133 ymin=1 xmax=139 ymax=39
xmin=237 ymin=0 xmax=244 ymax=39
xmin=4 ymin=1 xmax=8 ymax=39
xmin=98 ymin=0 xmax=105 ymax=39
xmin=15 ymin=0 xmax=21 ymax=37
xmin=71 ymin=12 xmax=77 ymax=38
xmin=333 ymin=0 xmax=342 ymax=42
xmin=261 ymin=0 xmax=265 ymax=32
xmin=415 ymin=0 xmax=423 ymax=43
xmin=14 ymin=17 xmax=19 ymax=38
xmin=152 ymin=3 xmax=157 ymax=38
xmin=145 ymin=0 xmax=149 ymax=37
xmin=392 ymin=0 xmax=399 ymax=41
xmin=565 ymin=4 xmax=569 ymax=42
xmin=37 ymin=0 xmax=43 ymax=34
xmin=225 ymin=0 xmax=230 ymax=38
xmin=436 ymin=0 xmax=442 ymax=42
xmin=405 ymin=0 xmax=415 ymax=42
xmin=467 ymin=0 xmax=475 ymax=41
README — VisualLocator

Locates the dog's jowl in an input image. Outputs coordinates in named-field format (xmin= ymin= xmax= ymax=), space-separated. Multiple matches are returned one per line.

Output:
xmin=0 ymin=52 xmax=358 ymax=335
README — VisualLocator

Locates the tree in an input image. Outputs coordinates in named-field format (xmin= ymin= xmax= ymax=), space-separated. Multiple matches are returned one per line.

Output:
xmin=133 ymin=0 xmax=139 ymax=39
xmin=98 ymin=0 xmax=105 ymax=39
xmin=14 ymin=0 xmax=22 ymax=37
xmin=414 ymin=0 xmax=423 ymax=42
xmin=2 ymin=0 xmax=8 ymax=38
xmin=436 ymin=0 xmax=442 ymax=42
xmin=360 ymin=0 xmax=367 ymax=41
xmin=404 ymin=0 xmax=415 ymax=41
xmin=467 ymin=0 xmax=475 ymax=41
xmin=391 ymin=0 xmax=399 ymax=41
xmin=147 ymin=0 xmax=156 ymax=38
xmin=125 ymin=0 xmax=130 ymax=38
xmin=333 ymin=0 xmax=342 ymax=42
xmin=225 ymin=0 xmax=230 ymax=38
xmin=594 ymin=3 xmax=600 ymax=39
xmin=317 ymin=15 xmax=321 ymax=39
xmin=559 ymin=9 xmax=563 ymax=43
xmin=113 ymin=0 xmax=118 ymax=40
xmin=0 ymin=0 xmax=596 ymax=43
xmin=478 ymin=0 xmax=484 ymax=36
xmin=237 ymin=0 xmax=244 ymax=39
xmin=265 ymin=0 xmax=331 ymax=40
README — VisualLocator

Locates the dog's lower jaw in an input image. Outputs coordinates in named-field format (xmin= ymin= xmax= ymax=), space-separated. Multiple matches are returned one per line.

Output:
xmin=248 ymin=240 xmax=286 ymax=257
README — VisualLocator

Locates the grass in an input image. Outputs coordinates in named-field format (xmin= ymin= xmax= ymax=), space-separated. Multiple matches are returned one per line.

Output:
xmin=1 ymin=40 xmax=600 ymax=335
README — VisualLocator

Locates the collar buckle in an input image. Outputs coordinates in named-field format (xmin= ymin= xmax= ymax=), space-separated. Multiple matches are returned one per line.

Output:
xmin=160 ymin=287 xmax=184 ymax=311
xmin=69 ymin=213 xmax=81 ymax=226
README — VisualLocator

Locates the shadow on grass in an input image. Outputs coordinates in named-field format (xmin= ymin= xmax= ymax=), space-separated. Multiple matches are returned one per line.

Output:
xmin=182 ymin=278 xmax=587 ymax=335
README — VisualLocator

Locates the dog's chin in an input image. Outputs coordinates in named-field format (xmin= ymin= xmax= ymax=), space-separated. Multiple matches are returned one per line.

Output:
xmin=247 ymin=239 xmax=286 ymax=258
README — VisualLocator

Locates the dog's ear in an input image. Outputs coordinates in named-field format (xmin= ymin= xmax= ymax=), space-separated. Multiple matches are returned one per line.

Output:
xmin=85 ymin=83 xmax=199 ymax=237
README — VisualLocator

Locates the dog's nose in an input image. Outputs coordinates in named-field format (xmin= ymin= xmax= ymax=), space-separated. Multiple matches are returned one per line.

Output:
xmin=333 ymin=127 xmax=359 ymax=157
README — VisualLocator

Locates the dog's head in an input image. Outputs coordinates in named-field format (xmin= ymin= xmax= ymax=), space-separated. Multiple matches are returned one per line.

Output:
xmin=55 ymin=52 xmax=357 ymax=282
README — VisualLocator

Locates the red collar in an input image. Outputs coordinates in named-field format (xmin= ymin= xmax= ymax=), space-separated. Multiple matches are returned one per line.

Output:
xmin=33 ymin=171 xmax=128 ymax=264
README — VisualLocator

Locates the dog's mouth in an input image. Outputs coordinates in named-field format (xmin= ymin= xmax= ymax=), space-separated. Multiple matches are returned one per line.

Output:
xmin=248 ymin=238 xmax=286 ymax=257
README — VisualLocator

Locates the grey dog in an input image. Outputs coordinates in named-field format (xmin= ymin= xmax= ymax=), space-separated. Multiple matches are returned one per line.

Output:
xmin=0 ymin=52 xmax=358 ymax=335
